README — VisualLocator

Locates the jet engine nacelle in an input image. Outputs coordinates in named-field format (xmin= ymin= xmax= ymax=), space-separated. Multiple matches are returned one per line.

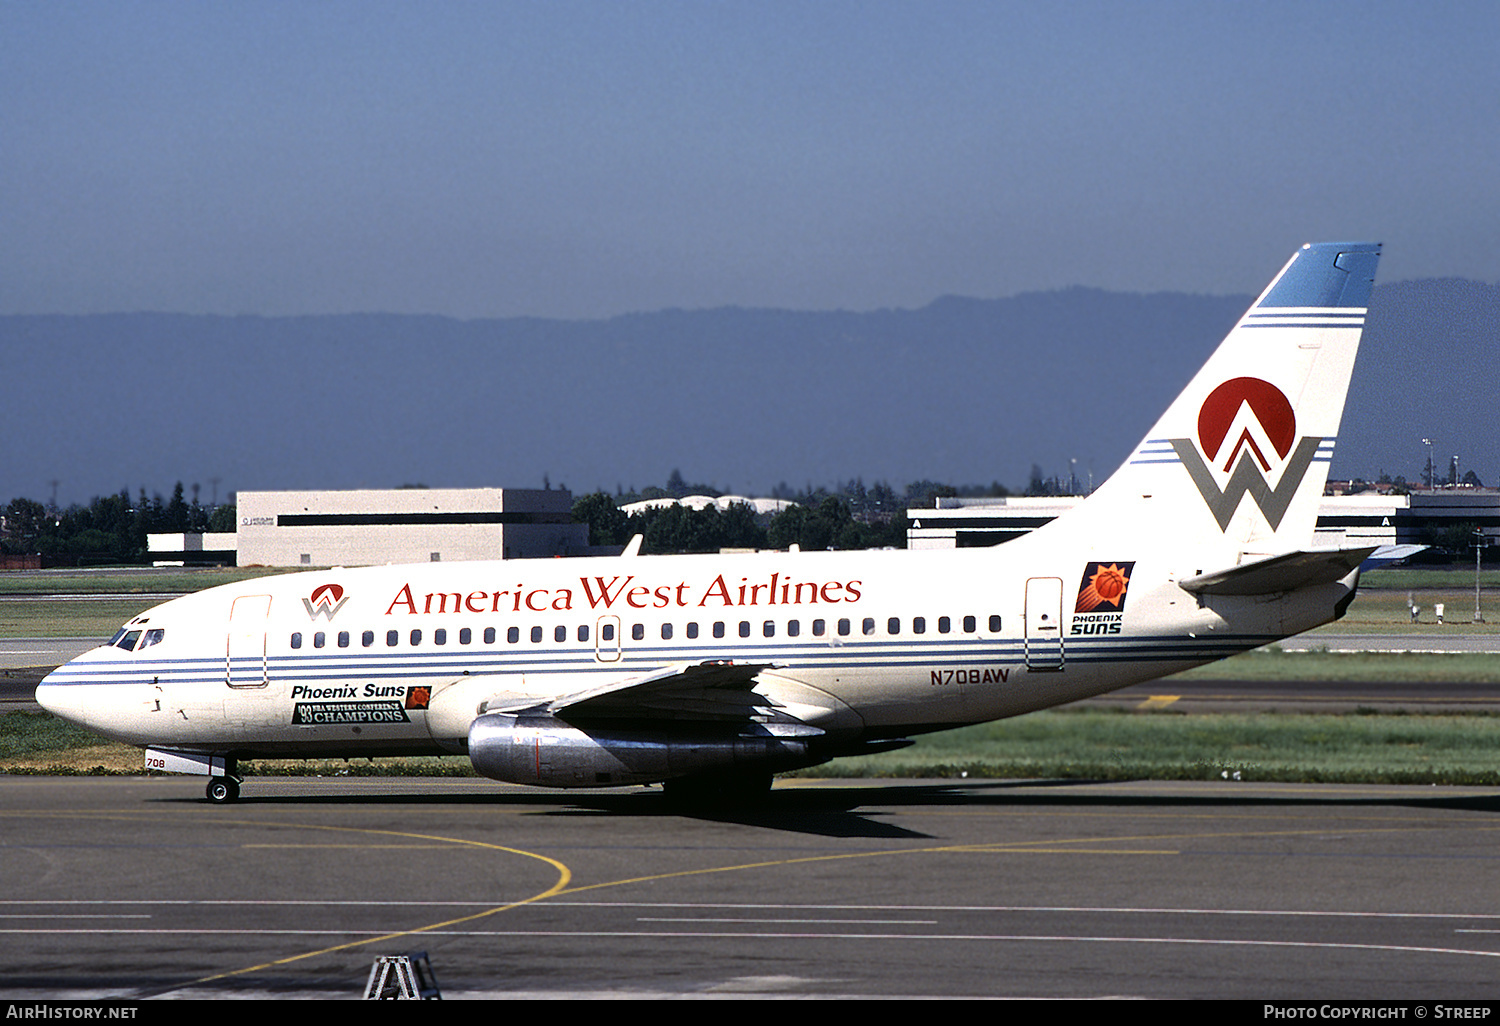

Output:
xmin=467 ymin=711 xmax=816 ymax=788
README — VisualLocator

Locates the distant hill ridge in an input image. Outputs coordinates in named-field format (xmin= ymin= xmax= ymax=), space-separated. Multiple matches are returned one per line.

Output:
xmin=2 ymin=279 xmax=1495 ymax=504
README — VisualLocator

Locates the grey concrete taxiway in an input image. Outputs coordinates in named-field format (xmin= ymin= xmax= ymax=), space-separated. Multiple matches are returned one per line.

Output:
xmin=3 ymin=775 xmax=1500 ymax=999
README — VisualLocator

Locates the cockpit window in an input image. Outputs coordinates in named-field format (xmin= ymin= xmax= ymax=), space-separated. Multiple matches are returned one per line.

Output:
xmin=137 ymin=628 xmax=165 ymax=650
xmin=108 ymin=628 xmax=129 ymax=647
xmin=115 ymin=630 xmax=142 ymax=652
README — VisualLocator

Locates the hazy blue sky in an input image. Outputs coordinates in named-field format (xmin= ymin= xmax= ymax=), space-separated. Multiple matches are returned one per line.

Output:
xmin=5 ymin=1 xmax=1498 ymax=319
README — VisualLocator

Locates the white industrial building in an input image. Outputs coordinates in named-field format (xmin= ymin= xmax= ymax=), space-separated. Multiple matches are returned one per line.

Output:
xmin=226 ymin=488 xmax=589 ymax=567
xmin=907 ymin=490 xmax=1500 ymax=552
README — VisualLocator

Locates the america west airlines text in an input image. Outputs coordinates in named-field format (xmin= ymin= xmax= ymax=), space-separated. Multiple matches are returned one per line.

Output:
xmin=384 ymin=572 xmax=865 ymax=616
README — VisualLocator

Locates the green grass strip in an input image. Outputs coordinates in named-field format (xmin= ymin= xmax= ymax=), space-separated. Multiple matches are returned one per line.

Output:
xmin=1169 ymin=648 xmax=1500 ymax=683
xmin=807 ymin=708 xmax=1500 ymax=785
xmin=0 ymin=710 xmax=107 ymax=757
xmin=10 ymin=707 xmax=1500 ymax=785
xmin=0 ymin=568 xmax=287 ymax=595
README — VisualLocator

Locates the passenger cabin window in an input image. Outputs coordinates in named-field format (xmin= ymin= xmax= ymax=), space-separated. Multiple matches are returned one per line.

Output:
xmin=434 ymin=629 xmax=447 ymax=646
xmin=631 ymin=623 xmax=645 ymax=641
xmin=963 ymin=616 xmax=976 ymax=633
xmin=386 ymin=630 xmax=399 ymax=647
xmin=290 ymin=633 xmax=302 ymax=650
xmin=362 ymin=630 xmax=375 ymax=647
xmin=484 ymin=627 xmax=496 ymax=644
xmin=989 ymin=615 xmax=1002 ymax=632
xmin=938 ymin=616 xmax=951 ymax=634
xmin=337 ymin=631 xmax=350 ymax=648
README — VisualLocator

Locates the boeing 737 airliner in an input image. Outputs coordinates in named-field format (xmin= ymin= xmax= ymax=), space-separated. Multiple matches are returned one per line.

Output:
xmin=38 ymin=242 xmax=1382 ymax=803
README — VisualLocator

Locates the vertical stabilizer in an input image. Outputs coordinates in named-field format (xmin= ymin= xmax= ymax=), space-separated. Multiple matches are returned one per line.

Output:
xmin=1047 ymin=242 xmax=1380 ymax=562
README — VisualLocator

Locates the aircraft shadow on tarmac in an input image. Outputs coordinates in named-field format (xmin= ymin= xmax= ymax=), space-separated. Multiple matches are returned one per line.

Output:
xmin=147 ymin=776 xmax=1500 ymax=838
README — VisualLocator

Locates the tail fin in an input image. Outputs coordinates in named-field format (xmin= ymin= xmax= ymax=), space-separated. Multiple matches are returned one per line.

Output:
xmin=1051 ymin=242 xmax=1380 ymax=562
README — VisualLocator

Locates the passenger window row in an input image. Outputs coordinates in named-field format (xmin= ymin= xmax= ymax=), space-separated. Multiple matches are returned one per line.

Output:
xmin=288 ymin=615 xmax=1001 ymax=650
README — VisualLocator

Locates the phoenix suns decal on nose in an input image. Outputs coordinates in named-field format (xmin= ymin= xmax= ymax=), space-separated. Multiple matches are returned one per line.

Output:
xmin=1170 ymin=376 xmax=1325 ymax=531
xmin=303 ymin=583 xmax=349 ymax=621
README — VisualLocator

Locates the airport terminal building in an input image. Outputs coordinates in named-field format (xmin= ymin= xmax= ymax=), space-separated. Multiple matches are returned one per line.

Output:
xmin=230 ymin=488 xmax=590 ymax=566
xmin=906 ymin=490 xmax=1500 ymax=553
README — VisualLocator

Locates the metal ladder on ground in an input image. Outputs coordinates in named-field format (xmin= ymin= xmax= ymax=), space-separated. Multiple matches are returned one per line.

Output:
xmin=363 ymin=951 xmax=441 ymax=1000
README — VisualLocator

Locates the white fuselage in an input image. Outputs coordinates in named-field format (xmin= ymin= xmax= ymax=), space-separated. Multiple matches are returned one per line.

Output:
xmin=35 ymin=533 xmax=1347 ymax=762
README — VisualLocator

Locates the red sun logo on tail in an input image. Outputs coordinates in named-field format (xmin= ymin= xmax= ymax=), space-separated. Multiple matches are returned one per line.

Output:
xmin=1170 ymin=376 xmax=1324 ymax=532
xmin=1197 ymin=377 xmax=1296 ymax=472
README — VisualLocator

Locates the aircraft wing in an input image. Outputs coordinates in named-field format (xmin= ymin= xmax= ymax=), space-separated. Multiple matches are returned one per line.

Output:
xmin=491 ymin=660 xmax=819 ymax=731
xmin=1178 ymin=547 xmax=1378 ymax=596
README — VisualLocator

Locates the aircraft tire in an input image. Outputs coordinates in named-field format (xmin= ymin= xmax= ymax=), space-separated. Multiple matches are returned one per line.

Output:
xmin=206 ymin=777 xmax=239 ymax=803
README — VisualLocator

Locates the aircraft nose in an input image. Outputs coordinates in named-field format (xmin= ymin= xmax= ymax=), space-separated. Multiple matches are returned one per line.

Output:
xmin=35 ymin=671 xmax=74 ymax=719
xmin=35 ymin=665 xmax=93 ymax=727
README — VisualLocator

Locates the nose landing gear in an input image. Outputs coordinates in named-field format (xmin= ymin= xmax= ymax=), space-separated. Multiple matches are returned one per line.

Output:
xmin=206 ymin=776 xmax=241 ymax=803
xmin=204 ymin=755 xmax=241 ymax=803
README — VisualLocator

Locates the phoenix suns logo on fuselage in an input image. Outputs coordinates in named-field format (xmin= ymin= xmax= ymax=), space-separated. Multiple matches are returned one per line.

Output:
xmin=1072 ymin=561 xmax=1134 ymax=635
xmin=303 ymin=583 xmax=349 ymax=621
xmin=1170 ymin=376 xmax=1324 ymax=531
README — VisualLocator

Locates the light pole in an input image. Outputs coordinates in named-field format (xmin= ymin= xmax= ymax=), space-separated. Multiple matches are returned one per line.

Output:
xmin=1422 ymin=438 xmax=1435 ymax=488
xmin=1474 ymin=529 xmax=1485 ymax=623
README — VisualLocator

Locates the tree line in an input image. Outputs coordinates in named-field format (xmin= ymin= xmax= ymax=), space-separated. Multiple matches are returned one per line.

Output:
xmin=572 ymin=491 xmax=912 ymax=556
xmin=1 ymin=485 xmax=235 ymax=563
xmin=3 ymin=470 xmax=1017 ymax=564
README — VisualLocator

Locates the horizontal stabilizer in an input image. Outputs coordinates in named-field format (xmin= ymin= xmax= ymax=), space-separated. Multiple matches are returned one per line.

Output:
xmin=1361 ymin=544 xmax=1427 ymax=571
xmin=1178 ymin=547 xmax=1376 ymax=596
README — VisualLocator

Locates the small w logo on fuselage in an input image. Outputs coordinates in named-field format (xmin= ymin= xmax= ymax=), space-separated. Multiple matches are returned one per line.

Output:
xmin=303 ymin=583 xmax=349 ymax=621
xmin=1173 ymin=376 xmax=1324 ymax=532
